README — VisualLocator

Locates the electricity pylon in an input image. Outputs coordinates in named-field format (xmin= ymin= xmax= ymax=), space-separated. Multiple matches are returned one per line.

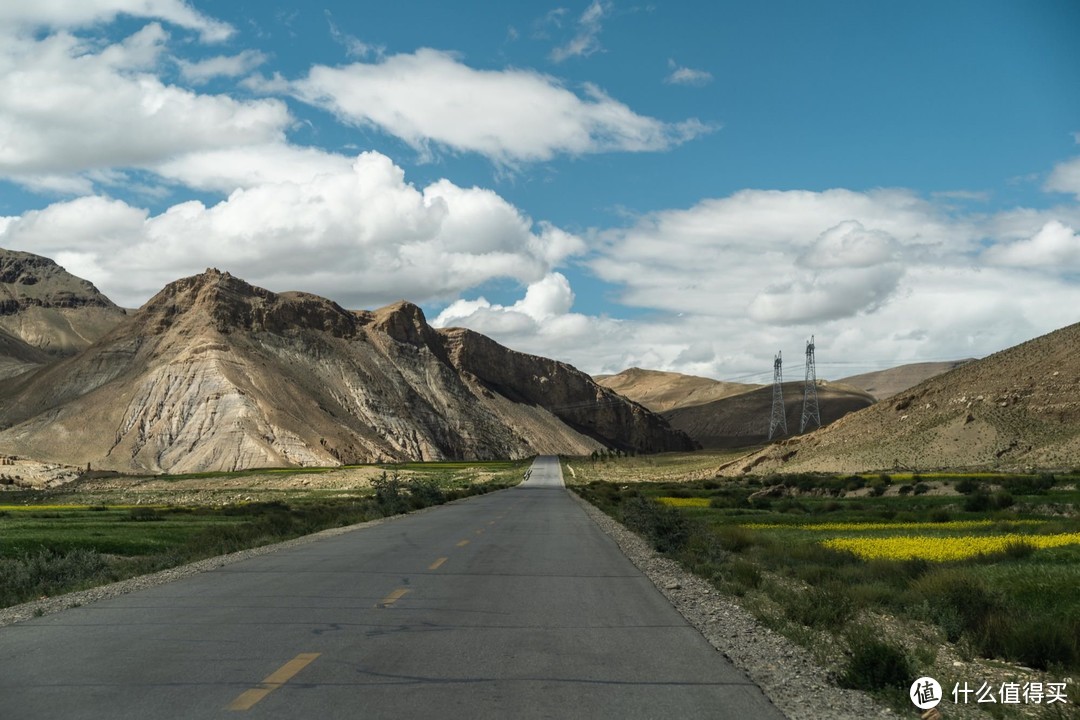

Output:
xmin=768 ymin=351 xmax=787 ymax=440
xmin=800 ymin=335 xmax=821 ymax=433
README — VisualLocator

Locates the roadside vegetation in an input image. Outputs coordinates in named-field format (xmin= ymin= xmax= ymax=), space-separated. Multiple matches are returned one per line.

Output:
xmin=568 ymin=455 xmax=1080 ymax=715
xmin=0 ymin=461 xmax=526 ymax=609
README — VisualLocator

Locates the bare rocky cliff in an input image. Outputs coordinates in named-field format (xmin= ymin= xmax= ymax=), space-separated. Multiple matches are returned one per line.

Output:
xmin=0 ymin=269 xmax=692 ymax=473
xmin=0 ymin=248 xmax=127 ymax=358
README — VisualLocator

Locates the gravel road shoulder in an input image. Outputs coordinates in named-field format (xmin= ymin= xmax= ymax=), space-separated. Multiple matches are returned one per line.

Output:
xmin=570 ymin=490 xmax=899 ymax=720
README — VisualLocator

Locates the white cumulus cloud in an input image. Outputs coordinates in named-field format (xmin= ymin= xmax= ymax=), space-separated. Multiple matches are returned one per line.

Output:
xmin=0 ymin=0 xmax=233 ymax=42
xmin=288 ymin=48 xmax=711 ymax=166
xmin=983 ymin=220 xmax=1080 ymax=269
xmin=0 ymin=26 xmax=289 ymax=188
xmin=0 ymin=152 xmax=585 ymax=309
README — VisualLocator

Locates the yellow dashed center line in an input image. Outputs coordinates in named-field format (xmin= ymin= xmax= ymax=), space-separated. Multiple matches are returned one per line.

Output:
xmin=456 ymin=539 xmax=470 ymax=547
xmin=227 ymin=653 xmax=320 ymax=711
xmin=377 ymin=588 xmax=409 ymax=608
xmin=428 ymin=557 xmax=448 ymax=570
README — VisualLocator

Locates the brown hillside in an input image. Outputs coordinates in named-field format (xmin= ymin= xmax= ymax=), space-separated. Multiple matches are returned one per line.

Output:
xmin=840 ymin=360 xmax=974 ymax=400
xmin=664 ymin=380 xmax=875 ymax=449
xmin=0 ymin=248 xmax=126 ymax=357
xmin=595 ymin=367 xmax=757 ymax=412
xmin=0 ymin=269 xmax=693 ymax=473
xmin=728 ymin=321 xmax=1080 ymax=474
xmin=0 ymin=327 xmax=49 ymax=379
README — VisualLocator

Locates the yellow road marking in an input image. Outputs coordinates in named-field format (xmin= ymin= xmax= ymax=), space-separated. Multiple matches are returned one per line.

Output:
xmin=377 ymin=588 xmax=409 ymax=608
xmin=456 ymin=539 xmax=470 ymax=547
xmin=428 ymin=557 xmax=448 ymax=570
xmin=475 ymin=529 xmax=484 ymax=535
xmin=227 ymin=653 xmax=320 ymax=711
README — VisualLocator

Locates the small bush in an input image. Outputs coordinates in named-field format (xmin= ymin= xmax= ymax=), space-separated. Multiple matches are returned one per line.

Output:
xmin=913 ymin=482 xmax=930 ymax=495
xmin=955 ymin=478 xmax=979 ymax=494
xmin=372 ymin=472 xmax=408 ymax=515
xmin=963 ymin=492 xmax=993 ymax=512
xmin=839 ymin=628 xmax=914 ymax=691
xmin=405 ymin=477 xmax=446 ymax=509
xmin=910 ymin=569 xmax=1001 ymax=643
xmin=789 ymin=584 xmax=857 ymax=630
xmin=620 ymin=496 xmax=691 ymax=553
xmin=728 ymin=559 xmax=762 ymax=591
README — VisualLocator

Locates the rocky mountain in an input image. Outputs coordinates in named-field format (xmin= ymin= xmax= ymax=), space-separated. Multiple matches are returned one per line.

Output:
xmin=594 ymin=367 xmax=757 ymax=412
xmin=0 ymin=269 xmax=693 ymax=473
xmin=663 ymin=380 xmax=875 ymax=449
xmin=727 ymin=321 xmax=1080 ymax=474
xmin=839 ymin=360 xmax=974 ymax=400
xmin=0 ymin=327 xmax=50 ymax=380
xmin=0 ymin=248 xmax=127 ymax=359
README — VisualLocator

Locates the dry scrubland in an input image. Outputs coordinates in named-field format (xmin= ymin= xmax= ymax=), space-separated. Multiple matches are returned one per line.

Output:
xmin=566 ymin=452 xmax=1080 ymax=719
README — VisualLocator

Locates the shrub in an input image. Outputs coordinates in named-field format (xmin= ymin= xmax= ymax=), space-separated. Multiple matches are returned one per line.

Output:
xmin=992 ymin=491 xmax=1014 ymax=509
xmin=620 ymin=496 xmax=691 ymax=553
xmin=913 ymin=482 xmax=930 ymax=495
xmin=372 ymin=472 xmax=408 ymax=515
xmin=955 ymin=478 xmax=978 ymax=494
xmin=789 ymin=584 xmax=857 ymax=630
xmin=405 ymin=477 xmax=446 ymax=509
xmin=910 ymin=569 xmax=1001 ymax=643
xmin=839 ymin=628 xmax=914 ymax=691
xmin=963 ymin=492 xmax=992 ymax=512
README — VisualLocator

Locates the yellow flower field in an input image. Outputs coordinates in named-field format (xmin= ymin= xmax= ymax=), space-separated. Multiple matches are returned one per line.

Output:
xmin=657 ymin=497 xmax=711 ymax=508
xmin=822 ymin=533 xmax=1080 ymax=561
xmin=744 ymin=519 xmax=1042 ymax=532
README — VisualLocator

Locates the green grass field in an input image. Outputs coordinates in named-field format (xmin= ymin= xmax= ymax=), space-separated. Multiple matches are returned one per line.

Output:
xmin=0 ymin=460 xmax=529 ymax=609
xmin=571 ymin=464 xmax=1080 ymax=714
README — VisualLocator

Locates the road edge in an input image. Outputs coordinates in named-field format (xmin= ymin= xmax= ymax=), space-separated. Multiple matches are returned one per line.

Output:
xmin=567 ymin=489 xmax=897 ymax=720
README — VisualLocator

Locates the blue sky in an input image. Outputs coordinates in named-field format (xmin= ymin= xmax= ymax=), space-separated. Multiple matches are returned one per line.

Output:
xmin=1 ymin=1 xmax=1079 ymax=382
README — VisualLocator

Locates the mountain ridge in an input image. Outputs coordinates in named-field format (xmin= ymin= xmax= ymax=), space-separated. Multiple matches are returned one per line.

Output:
xmin=0 ymin=268 xmax=693 ymax=473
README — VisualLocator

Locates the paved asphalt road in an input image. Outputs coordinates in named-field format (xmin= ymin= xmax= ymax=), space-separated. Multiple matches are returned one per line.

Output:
xmin=0 ymin=456 xmax=785 ymax=719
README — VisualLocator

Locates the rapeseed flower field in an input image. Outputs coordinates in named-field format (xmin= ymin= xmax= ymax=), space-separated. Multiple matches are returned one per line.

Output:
xmin=657 ymin=497 xmax=711 ymax=508
xmin=743 ymin=519 xmax=1042 ymax=532
xmin=822 ymin=532 xmax=1080 ymax=561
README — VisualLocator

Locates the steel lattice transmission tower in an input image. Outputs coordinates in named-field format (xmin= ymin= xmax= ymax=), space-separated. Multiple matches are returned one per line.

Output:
xmin=800 ymin=335 xmax=822 ymax=433
xmin=768 ymin=351 xmax=788 ymax=440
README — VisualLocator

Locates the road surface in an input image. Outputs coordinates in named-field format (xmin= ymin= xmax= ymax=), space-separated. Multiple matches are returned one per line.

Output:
xmin=0 ymin=456 xmax=784 ymax=719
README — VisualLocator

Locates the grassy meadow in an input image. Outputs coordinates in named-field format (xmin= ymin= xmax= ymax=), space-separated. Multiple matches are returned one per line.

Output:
xmin=0 ymin=460 xmax=528 ymax=609
xmin=568 ymin=454 xmax=1080 ymax=715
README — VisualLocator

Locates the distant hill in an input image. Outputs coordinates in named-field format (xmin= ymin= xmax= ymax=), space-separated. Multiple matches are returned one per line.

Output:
xmin=664 ymin=380 xmax=875 ymax=449
xmin=726 ymin=321 xmax=1080 ymax=474
xmin=595 ymin=367 xmax=873 ymax=449
xmin=594 ymin=367 xmax=757 ymax=412
xmin=0 ymin=269 xmax=693 ymax=473
xmin=0 ymin=248 xmax=126 ymax=358
xmin=839 ymin=360 xmax=974 ymax=400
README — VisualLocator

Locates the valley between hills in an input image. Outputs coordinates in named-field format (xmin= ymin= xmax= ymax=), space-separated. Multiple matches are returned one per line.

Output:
xmin=2 ymin=248 xmax=1079 ymax=719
